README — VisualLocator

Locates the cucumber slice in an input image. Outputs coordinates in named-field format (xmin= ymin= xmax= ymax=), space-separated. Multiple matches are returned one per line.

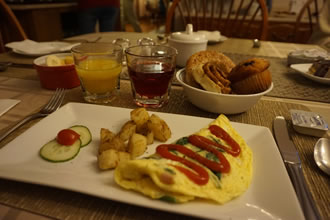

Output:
xmin=69 ymin=125 xmax=92 ymax=147
xmin=40 ymin=139 xmax=81 ymax=162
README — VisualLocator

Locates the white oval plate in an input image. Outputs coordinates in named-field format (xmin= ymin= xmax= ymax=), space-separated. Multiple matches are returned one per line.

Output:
xmin=290 ymin=63 xmax=330 ymax=85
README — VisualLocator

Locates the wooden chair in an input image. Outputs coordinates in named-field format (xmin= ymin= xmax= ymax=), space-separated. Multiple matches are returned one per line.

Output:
xmin=269 ymin=0 xmax=325 ymax=43
xmin=0 ymin=0 xmax=27 ymax=53
xmin=165 ymin=0 xmax=269 ymax=40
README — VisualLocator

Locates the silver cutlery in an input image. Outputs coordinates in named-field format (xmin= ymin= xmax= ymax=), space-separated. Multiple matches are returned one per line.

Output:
xmin=0 ymin=62 xmax=34 ymax=72
xmin=314 ymin=138 xmax=330 ymax=176
xmin=63 ymin=36 xmax=102 ymax=44
xmin=273 ymin=116 xmax=321 ymax=220
xmin=0 ymin=88 xmax=66 ymax=143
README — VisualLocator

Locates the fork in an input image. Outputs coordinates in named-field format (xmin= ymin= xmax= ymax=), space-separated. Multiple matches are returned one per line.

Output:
xmin=0 ymin=88 xmax=66 ymax=143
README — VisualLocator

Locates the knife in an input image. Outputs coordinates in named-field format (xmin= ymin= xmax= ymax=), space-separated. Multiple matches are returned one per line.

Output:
xmin=273 ymin=116 xmax=321 ymax=220
xmin=0 ymin=62 xmax=34 ymax=71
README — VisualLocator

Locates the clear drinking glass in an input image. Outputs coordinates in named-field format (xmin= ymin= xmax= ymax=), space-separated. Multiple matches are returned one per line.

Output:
xmin=71 ymin=43 xmax=122 ymax=104
xmin=125 ymin=45 xmax=177 ymax=108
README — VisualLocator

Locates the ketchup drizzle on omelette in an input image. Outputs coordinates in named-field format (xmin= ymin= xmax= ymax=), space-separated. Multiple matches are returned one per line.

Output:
xmin=156 ymin=144 xmax=209 ymax=185
xmin=156 ymin=125 xmax=241 ymax=185
xmin=209 ymin=125 xmax=241 ymax=156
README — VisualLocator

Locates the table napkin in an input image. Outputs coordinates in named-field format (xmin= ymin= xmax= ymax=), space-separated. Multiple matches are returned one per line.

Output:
xmin=5 ymin=40 xmax=79 ymax=55
xmin=287 ymin=49 xmax=330 ymax=65
xmin=0 ymin=99 xmax=21 ymax=117
xmin=197 ymin=30 xmax=228 ymax=43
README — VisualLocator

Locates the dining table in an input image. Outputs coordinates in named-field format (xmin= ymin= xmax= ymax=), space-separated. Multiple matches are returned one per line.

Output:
xmin=0 ymin=31 xmax=329 ymax=220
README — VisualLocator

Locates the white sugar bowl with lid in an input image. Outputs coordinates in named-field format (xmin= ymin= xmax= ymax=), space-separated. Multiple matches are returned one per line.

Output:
xmin=168 ymin=24 xmax=207 ymax=67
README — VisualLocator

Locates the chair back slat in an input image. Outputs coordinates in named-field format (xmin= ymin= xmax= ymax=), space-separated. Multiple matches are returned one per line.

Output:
xmin=314 ymin=0 xmax=319 ymax=24
xmin=224 ymin=0 xmax=235 ymax=35
xmin=234 ymin=0 xmax=245 ymax=21
xmin=190 ymin=0 xmax=199 ymax=29
xmin=228 ymin=0 xmax=242 ymax=37
xmin=182 ymin=0 xmax=191 ymax=24
xmin=235 ymin=0 xmax=253 ymax=37
xmin=210 ymin=0 xmax=216 ymax=30
xmin=178 ymin=0 xmax=187 ymax=25
xmin=178 ymin=3 xmax=187 ymax=28
xmin=307 ymin=6 xmax=313 ymax=32
xmin=217 ymin=0 xmax=225 ymax=31
xmin=243 ymin=5 xmax=260 ymax=38
xmin=202 ymin=0 xmax=207 ymax=29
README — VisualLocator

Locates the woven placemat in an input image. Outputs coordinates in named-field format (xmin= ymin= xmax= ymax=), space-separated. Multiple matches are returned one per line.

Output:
xmin=224 ymin=52 xmax=330 ymax=103
xmin=0 ymin=82 xmax=328 ymax=220
xmin=121 ymin=53 xmax=330 ymax=103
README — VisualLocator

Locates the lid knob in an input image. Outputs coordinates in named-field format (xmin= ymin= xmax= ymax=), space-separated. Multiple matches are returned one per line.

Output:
xmin=186 ymin=24 xmax=193 ymax=35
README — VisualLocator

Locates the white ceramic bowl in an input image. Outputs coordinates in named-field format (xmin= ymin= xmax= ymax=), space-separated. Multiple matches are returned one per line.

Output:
xmin=176 ymin=69 xmax=273 ymax=114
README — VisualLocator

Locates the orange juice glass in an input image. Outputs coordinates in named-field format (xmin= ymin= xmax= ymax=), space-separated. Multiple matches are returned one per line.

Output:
xmin=72 ymin=43 xmax=122 ymax=104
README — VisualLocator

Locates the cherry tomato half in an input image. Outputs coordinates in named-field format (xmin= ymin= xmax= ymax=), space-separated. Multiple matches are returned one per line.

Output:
xmin=56 ymin=129 xmax=80 ymax=146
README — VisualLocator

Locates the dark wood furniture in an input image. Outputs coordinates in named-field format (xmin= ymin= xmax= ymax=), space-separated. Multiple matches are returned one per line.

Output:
xmin=268 ymin=0 xmax=325 ymax=43
xmin=7 ymin=2 xmax=78 ymax=42
xmin=0 ymin=0 xmax=27 ymax=52
xmin=165 ymin=0 xmax=269 ymax=40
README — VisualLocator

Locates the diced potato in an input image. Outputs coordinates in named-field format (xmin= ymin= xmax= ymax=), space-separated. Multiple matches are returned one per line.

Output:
xmin=99 ymin=142 xmax=112 ymax=154
xmin=147 ymin=114 xmax=171 ymax=142
xmin=130 ymin=108 xmax=149 ymax=132
xmin=130 ymin=108 xmax=149 ymax=124
xmin=100 ymin=128 xmax=115 ymax=144
xmin=109 ymin=135 xmax=127 ymax=151
xmin=98 ymin=149 xmax=130 ymax=170
xmin=118 ymin=120 xmax=136 ymax=141
xmin=146 ymin=130 xmax=154 ymax=145
xmin=118 ymin=151 xmax=131 ymax=163
xmin=98 ymin=149 xmax=118 ymax=170
xmin=99 ymin=135 xmax=127 ymax=153
xmin=136 ymin=122 xmax=149 ymax=134
xmin=98 ymin=108 xmax=172 ymax=172
xmin=128 ymin=133 xmax=147 ymax=159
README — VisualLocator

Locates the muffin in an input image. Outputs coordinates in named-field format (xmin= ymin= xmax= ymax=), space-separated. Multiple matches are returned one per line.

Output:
xmin=228 ymin=58 xmax=272 ymax=94
xmin=185 ymin=51 xmax=235 ymax=94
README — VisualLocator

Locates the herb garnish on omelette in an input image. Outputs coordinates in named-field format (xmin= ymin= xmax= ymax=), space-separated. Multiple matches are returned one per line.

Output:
xmin=115 ymin=114 xmax=253 ymax=204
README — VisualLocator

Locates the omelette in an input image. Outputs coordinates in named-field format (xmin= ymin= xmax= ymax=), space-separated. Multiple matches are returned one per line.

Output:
xmin=114 ymin=114 xmax=253 ymax=204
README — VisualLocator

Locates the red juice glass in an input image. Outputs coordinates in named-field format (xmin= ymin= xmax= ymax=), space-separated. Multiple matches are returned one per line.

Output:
xmin=125 ymin=45 xmax=177 ymax=108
